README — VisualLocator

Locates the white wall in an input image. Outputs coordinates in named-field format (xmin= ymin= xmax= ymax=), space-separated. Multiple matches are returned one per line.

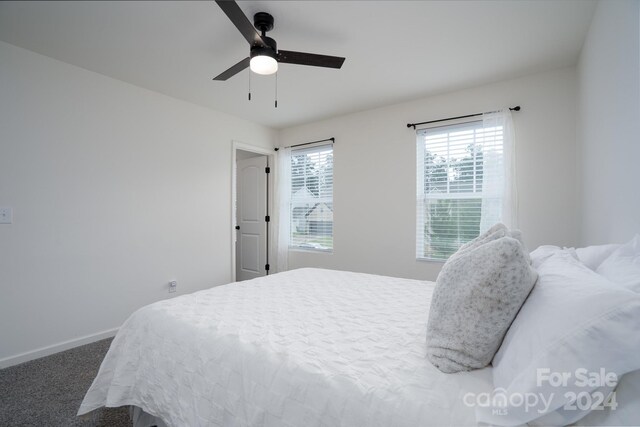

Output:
xmin=577 ymin=0 xmax=640 ymax=246
xmin=0 ymin=41 xmax=277 ymax=365
xmin=280 ymin=67 xmax=579 ymax=281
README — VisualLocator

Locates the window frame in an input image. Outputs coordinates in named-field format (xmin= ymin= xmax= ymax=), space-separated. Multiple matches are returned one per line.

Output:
xmin=289 ymin=143 xmax=334 ymax=253
xmin=416 ymin=119 xmax=504 ymax=261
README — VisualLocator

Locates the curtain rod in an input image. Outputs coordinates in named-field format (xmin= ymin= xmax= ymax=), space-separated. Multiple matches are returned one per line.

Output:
xmin=274 ymin=137 xmax=335 ymax=151
xmin=406 ymin=106 xmax=521 ymax=130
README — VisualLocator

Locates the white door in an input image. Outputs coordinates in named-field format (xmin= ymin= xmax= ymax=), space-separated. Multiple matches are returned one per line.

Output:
xmin=236 ymin=155 xmax=268 ymax=281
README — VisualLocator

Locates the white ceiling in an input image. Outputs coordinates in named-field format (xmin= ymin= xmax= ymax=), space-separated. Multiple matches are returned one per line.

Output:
xmin=0 ymin=1 xmax=596 ymax=129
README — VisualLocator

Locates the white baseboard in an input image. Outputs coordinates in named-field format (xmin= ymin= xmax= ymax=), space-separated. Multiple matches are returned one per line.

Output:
xmin=0 ymin=327 xmax=119 ymax=369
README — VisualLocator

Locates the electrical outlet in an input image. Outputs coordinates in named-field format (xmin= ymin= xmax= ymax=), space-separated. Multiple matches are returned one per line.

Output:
xmin=169 ymin=280 xmax=177 ymax=293
xmin=0 ymin=207 xmax=12 ymax=224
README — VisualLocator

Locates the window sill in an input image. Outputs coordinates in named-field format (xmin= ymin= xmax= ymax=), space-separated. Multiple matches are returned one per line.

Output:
xmin=416 ymin=257 xmax=447 ymax=264
xmin=289 ymin=247 xmax=333 ymax=255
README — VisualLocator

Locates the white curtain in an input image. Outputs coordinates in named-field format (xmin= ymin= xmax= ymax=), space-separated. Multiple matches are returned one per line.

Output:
xmin=480 ymin=108 xmax=517 ymax=232
xmin=271 ymin=147 xmax=291 ymax=273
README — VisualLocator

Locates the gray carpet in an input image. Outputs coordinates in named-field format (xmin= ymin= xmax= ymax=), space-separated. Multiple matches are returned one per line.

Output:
xmin=0 ymin=338 xmax=132 ymax=427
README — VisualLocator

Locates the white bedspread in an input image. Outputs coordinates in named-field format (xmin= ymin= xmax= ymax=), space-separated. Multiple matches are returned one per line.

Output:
xmin=78 ymin=268 xmax=492 ymax=426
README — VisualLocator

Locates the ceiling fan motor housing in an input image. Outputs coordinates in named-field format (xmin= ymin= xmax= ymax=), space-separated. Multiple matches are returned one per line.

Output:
xmin=251 ymin=12 xmax=277 ymax=60
xmin=253 ymin=12 xmax=274 ymax=34
xmin=251 ymin=36 xmax=277 ymax=59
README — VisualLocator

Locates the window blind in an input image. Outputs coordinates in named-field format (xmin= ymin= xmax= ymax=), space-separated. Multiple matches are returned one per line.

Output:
xmin=416 ymin=120 xmax=504 ymax=260
xmin=290 ymin=144 xmax=333 ymax=251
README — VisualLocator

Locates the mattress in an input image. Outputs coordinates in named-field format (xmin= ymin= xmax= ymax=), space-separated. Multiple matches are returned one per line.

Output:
xmin=78 ymin=268 xmax=493 ymax=426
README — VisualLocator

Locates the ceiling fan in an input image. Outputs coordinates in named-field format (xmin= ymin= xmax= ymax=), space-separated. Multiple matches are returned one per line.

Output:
xmin=212 ymin=0 xmax=346 ymax=81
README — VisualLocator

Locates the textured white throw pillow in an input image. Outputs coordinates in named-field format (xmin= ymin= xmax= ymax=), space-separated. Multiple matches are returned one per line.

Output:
xmin=454 ymin=223 xmax=509 ymax=256
xmin=480 ymin=251 xmax=640 ymax=426
xmin=426 ymin=236 xmax=537 ymax=374
xmin=454 ymin=223 xmax=527 ymax=260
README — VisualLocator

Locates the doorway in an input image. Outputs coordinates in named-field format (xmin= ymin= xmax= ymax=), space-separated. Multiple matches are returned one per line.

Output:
xmin=231 ymin=142 xmax=274 ymax=282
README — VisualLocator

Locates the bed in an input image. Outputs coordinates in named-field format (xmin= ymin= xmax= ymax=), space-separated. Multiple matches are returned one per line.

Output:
xmin=78 ymin=245 xmax=640 ymax=427
xmin=77 ymin=268 xmax=494 ymax=426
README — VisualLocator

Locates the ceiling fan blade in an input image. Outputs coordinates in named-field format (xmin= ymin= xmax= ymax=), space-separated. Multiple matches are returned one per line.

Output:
xmin=215 ymin=0 xmax=267 ymax=48
xmin=213 ymin=57 xmax=250 ymax=81
xmin=277 ymin=50 xmax=345 ymax=69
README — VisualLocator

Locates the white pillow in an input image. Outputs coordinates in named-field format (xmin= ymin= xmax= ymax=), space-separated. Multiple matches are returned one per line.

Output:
xmin=476 ymin=251 xmax=640 ymax=426
xmin=532 ymin=242 xmax=623 ymax=272
xmin=530 ymin=245 xmax=578 ymax=269
xmin=596 ymin=235 xmax=640 ymax=293
xmin=574 ymin=369 xmax=640 ymax=426
xmin=575 ymin=243 xmax=621 ymax=271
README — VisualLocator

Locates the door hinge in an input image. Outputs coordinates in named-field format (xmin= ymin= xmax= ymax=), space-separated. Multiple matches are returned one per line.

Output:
xmin=265 ymin=215 xmax=270 ymax=222
xmin=265 ymin=166 xmax=270 ymax=174
xmin=265 ymin=264 xmax=270 ymax=271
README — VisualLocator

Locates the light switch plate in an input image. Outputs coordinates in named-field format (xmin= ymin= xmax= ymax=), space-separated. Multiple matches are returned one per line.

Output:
xmin=0 ymin=207 xmax=12 ymax=224
xmin=169 ymin=280 xmax=177 ymax=293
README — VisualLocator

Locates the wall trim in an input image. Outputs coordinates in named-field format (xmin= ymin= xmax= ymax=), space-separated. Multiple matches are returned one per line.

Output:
xmin=0 ymin=327 xmax=119 ymax=369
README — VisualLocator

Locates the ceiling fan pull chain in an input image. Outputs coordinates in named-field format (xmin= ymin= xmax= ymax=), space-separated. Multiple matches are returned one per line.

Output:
xmin=275 ymin=71 xmax=278 ymax=108
xmin=248 ymin=69 xmax=252 ymax=101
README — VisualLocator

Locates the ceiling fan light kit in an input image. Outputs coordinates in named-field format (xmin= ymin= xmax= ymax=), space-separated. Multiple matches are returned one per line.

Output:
xmin=249 ymin=21 xmax=278 ymax=75
xmin=250 ymin=55 xmax=278 ymax=75
xmin=213 ymin=0 xmax=345 ymax=105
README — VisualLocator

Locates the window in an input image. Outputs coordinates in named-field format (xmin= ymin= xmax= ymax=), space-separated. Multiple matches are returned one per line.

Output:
xmin=290 ymin=144 xmax=333 ymax=251
xmin=416 ymin=120 xmax=504 ymax=260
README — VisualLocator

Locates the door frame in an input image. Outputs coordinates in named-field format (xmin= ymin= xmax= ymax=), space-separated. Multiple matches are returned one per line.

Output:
xmin=231 ymin=140 xmax=276 ymax=282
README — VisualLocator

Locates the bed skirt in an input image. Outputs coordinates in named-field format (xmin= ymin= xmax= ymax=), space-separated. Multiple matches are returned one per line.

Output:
xmin=130 ymin=406 xmax=168 ymax=427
